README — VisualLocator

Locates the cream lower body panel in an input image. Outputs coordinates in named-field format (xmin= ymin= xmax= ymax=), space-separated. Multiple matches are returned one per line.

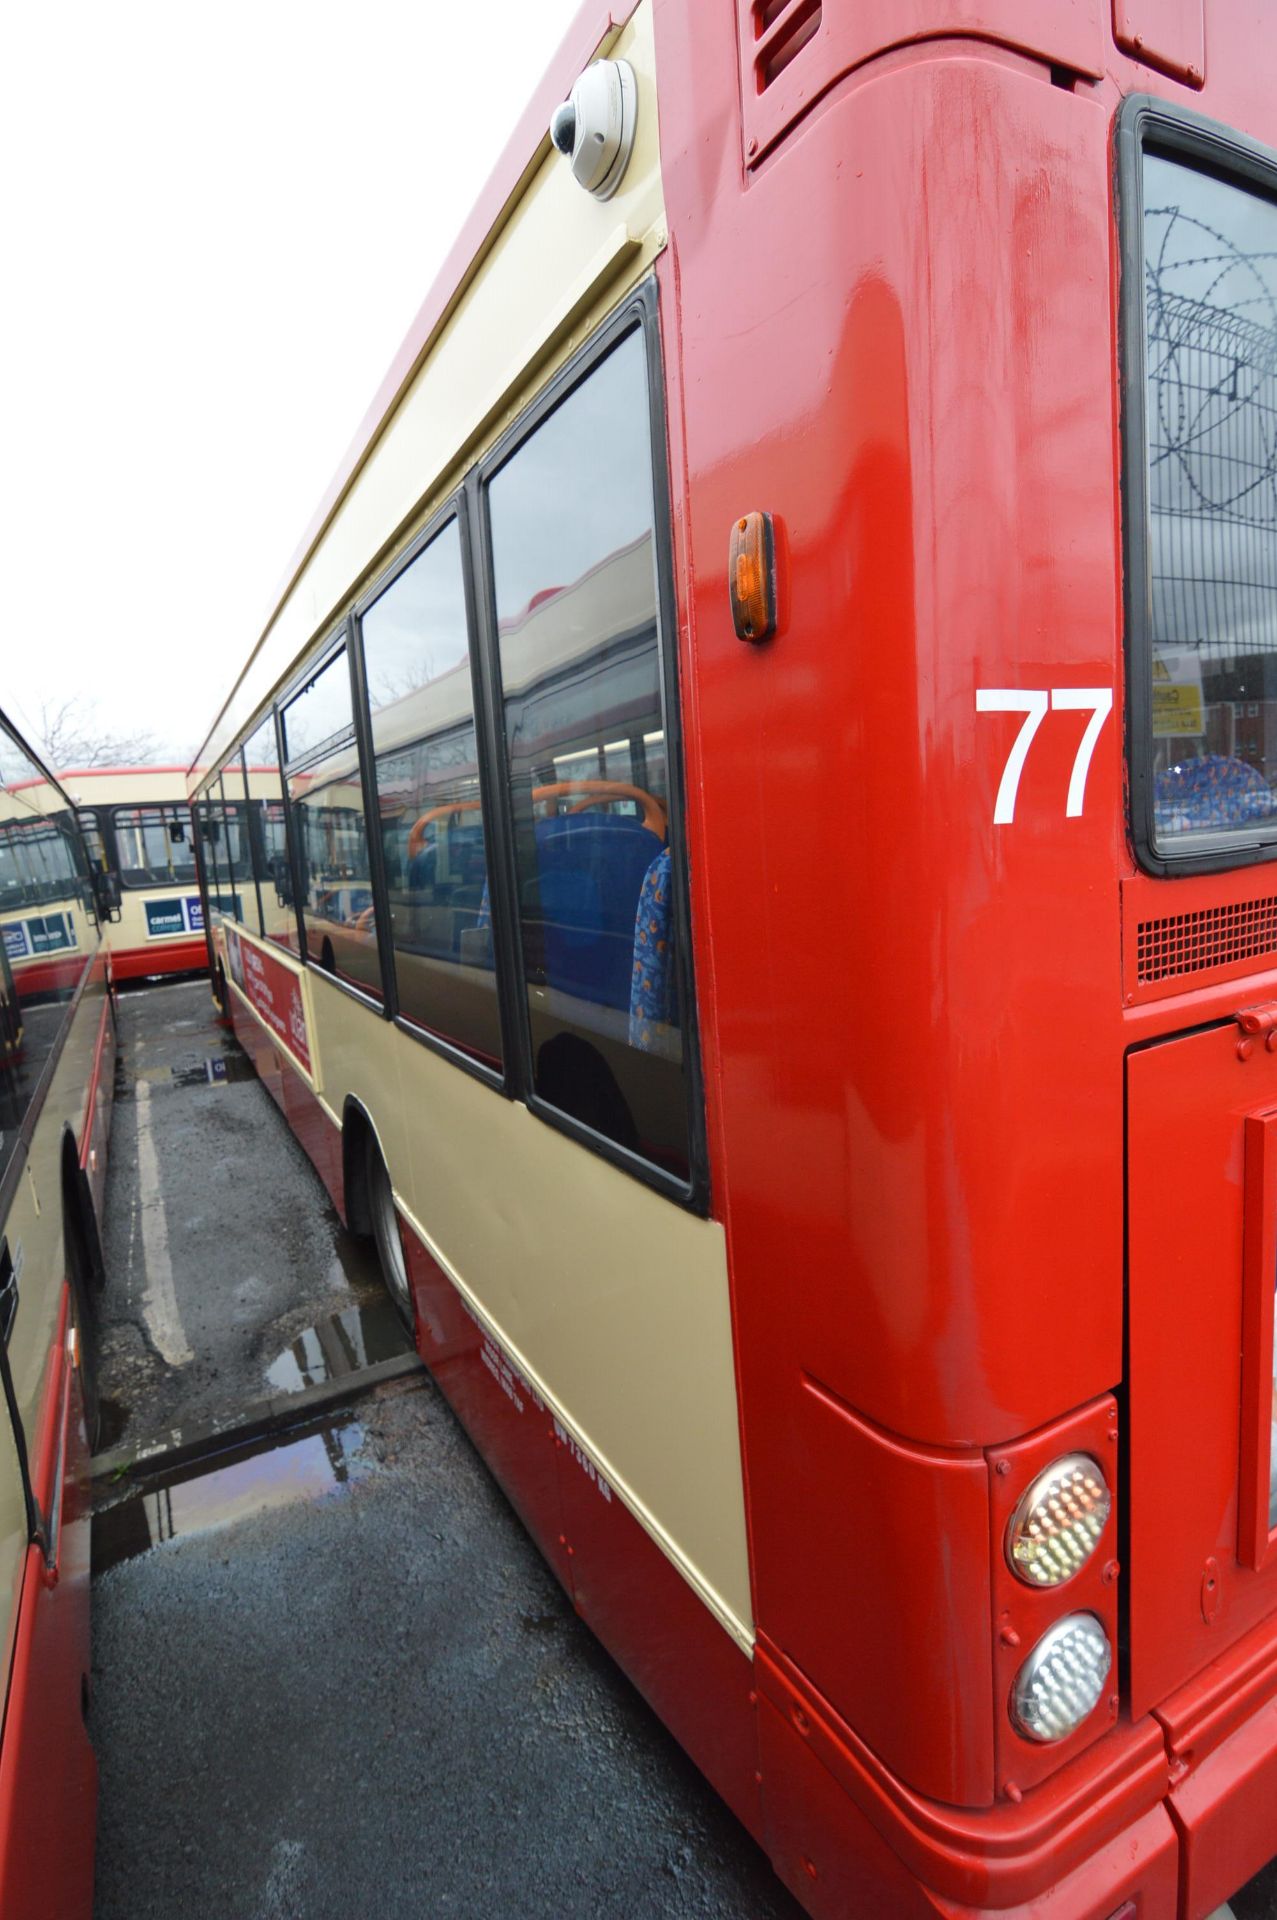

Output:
xmin=303 ymin=970 xmax=753 ymax=1653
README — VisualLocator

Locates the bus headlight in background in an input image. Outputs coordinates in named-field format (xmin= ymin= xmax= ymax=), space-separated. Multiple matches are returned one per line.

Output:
xmin=1011 ymin=1614 xmax=1112 ymax=1744
xmin=1006 ymin=1453 xmax=1111 ymax=1587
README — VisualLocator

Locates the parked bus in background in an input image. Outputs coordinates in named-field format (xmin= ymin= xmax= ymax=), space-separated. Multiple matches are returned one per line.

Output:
xmin=66 ymin=767 xmax=285 ymax=984
xmin=190 ymin=4 xmax=1277 ymax=1915
xmin=63 ymin=768 xmax=206 ymax=983
xmin=0 ymin=711 xmax=114 ymax=1918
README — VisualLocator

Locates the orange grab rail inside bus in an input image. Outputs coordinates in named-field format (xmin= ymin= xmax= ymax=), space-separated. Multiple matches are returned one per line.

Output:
xmin=406 ymin=780 xmax=667 ymax=861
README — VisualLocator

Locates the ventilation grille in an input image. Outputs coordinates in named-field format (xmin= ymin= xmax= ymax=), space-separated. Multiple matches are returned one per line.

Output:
xmin=1137 ymin=896 xmax=1277 ymax=985
xmin=750 ymin=0 xmax=823 ymax=92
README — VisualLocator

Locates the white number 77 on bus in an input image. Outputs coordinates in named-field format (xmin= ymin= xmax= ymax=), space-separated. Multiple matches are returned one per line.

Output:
xmin=976 ymin=687 xmax=1114 ymax=825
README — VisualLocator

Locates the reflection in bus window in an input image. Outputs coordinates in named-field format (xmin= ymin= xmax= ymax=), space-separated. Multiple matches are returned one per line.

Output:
xmin=219 ymin=764 xmax=249 ymax=924
xmin=0 ymin=736 xmax=92 ymax=1177
xmin=361 ymin=518 xmax=501 ymax=1068
xmin=245 ymin=715 xmax=291 ymax=947
xmin=1143 ymin=154 xmax=1277 ymax=852
xmin=76 ymin=809 xmax=109 ymax=874
xmin=282 ymin=647 xmax=352 ymax=763
xmin=289 ymin=745 xmax=382 ymax=1001
xmin=111 ymin=806 xmax=198 ymax=888
xmin=197 ymin=799 xmax=246 ymax=917
xmin=488 ymin=327 xmax=691 ymax=1178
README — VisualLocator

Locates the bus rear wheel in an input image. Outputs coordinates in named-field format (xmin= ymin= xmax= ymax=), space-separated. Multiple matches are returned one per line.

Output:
xmin=365 ymin=1139 xmax=413 ymax=1333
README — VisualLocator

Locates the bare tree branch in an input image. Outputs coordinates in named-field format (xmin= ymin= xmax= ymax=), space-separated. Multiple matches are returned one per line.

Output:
xmin=38 ymin=697 xmax=162 ymax=771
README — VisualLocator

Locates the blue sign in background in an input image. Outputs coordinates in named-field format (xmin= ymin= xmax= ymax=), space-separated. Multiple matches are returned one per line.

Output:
xmin=142 ymin=894 xmax=234 ymax=938
xmin=145 ymin=899 xmax=187 ymax=938
xmin=28 ymin=914 xmax=73 ymax=954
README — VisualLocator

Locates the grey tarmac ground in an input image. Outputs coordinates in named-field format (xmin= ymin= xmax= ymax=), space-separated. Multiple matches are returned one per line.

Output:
xmin=95 ymin=978 xmax=393 ymax=1456
xmin=88 ymin=978 xmax=1277 ymax=1919
xmin=89 ymin=979 xmax=803 ymax=1919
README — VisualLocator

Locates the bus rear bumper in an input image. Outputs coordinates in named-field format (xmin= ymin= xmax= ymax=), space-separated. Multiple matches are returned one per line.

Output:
xmin=755 ymin=1631 xmax=1277 ymax=1918
xmin=1160 ymin=1685 xmax=1277 ymax=1920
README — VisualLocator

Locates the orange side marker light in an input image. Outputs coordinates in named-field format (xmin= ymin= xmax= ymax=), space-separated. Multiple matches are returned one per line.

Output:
xmin=728 ymin=511 xmax=778 ymax=643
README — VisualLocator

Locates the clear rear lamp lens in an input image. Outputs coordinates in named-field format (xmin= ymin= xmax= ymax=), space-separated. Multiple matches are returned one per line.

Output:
xmin=1012 ymin=1613 xmax=1111 ymax=1744
xmin=1006 ymin=1452 xmax=1111 ymax=1587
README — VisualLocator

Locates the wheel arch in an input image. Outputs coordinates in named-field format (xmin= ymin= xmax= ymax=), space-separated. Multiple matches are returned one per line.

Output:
xmin=59 ymin=1124 xmax=104 ymax=1293
xmin=341 ymin=1095 xmax=397 ymax=1239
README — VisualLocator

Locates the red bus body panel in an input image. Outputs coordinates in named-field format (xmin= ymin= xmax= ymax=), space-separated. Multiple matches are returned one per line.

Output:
xmin=109 ymin=936 xmax=207 ymax=982
xmin=0 ymin=1298 xmax=97 ymax=1920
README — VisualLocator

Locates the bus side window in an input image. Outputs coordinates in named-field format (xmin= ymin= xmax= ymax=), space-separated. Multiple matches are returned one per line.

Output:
xmin=360 ymin=515 xmax=502 ymax=1072
xmin=486 ymin=324 xmax=693 ymax=1181
xmin=243 ymin=715 xmax=291 ymax=947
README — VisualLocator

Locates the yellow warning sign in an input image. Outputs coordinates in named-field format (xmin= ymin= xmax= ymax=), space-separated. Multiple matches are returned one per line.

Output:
xmin=1152 ymin=650 xmax=1205 ymax=737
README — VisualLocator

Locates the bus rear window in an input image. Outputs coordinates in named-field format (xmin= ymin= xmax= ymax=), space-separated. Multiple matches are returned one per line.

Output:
xmin=112 ymin=806 xmax=198 ymax=888
xmin=1136 ymin=146 xmax=1277 ymax=861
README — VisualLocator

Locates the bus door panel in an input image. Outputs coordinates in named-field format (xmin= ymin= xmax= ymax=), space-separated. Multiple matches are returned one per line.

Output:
xmin=1128 ymin=1020 xmax=1277 ymax=1717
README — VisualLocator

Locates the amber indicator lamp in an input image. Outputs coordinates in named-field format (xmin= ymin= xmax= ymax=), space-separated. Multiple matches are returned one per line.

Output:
xmin=729 ymin=511 xmax=777 ymax=643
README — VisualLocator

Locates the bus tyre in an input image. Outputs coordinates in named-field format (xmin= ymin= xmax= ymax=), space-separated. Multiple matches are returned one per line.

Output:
xmin=365 ymin=1138 xmax=413 ymax=1333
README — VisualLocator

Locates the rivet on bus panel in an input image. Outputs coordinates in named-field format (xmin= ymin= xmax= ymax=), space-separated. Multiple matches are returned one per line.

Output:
xmin=729 ymin=512 xmax=778 ymax=643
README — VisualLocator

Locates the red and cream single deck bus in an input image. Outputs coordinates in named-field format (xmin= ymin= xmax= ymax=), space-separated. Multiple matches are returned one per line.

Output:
xmin=0 ymin=714 xmax=113 ymax=1918
xmin=190 ymin=4 xmax=1277 ymax=1913
xmin=65 ymin=767 xmax=289 ymax=984
xmin=65 ymin=768 xmax=211 ymax=982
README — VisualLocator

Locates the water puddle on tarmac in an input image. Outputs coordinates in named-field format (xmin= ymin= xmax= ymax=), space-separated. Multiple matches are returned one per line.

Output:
xmin=93 ymin=1417 xmax=367 ymax=1575
xmin=266 ymin=1297 xmax=410 ymax=1395
xmin=115 ymin=1055 xmax=255 ymax=1098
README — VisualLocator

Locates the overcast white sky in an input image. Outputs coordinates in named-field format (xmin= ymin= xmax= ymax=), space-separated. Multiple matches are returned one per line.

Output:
xmin=0 ymin=0 xmax=584 ymax=768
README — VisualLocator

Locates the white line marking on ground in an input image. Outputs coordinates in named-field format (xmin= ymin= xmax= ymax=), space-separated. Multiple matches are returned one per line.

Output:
xmin=134 ymin=1078 xmax=192 ymax=1366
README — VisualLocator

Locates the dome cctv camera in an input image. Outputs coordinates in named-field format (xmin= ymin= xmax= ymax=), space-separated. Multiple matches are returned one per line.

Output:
xmin=548 ymin=59 xmax=638 ymax=201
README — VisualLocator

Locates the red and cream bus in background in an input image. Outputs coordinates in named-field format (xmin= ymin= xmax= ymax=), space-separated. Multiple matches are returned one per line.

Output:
xmin=67 ymin=768 xmax=209 ymax=981
xmin=0 ymin=713 xmax=114 ymax=1918
xmin=189 ymin=3 xmax=1277 ymax=1915
xmin=67 ymin=767 xmax=287 ymax=983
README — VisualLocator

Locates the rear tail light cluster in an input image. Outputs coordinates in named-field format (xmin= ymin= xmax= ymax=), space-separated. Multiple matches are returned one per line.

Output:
xmin=989 ymin=1403 xmax=1120 ymax=1787
xmin=1007 ymin=1454 xmax=1111 ymax=1589
xmin=1010 ymin=1612 xmax=1112 ymax=1745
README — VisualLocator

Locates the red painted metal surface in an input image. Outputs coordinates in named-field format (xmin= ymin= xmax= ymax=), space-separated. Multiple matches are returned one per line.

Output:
xmin=1127 ymin=1025 xmax=1277 ymax=1717
xmin=755 ymin=1637 xmax=1171 ymax=1910
xmin=1239 ymin=1113 xmax=1277 ymax=1575
xmin=1168 ymin=1695 xmax=1277 ymax=1920
xmin=736 ymin=1 xmax=1106 ymax=165
xmin=109 ymin=936 xmax=207 ymax=982
xmin=765 ymin=1376 xmax=996 ymax=1806
xmin=650 ymin=0 xmax=1277 ymax=1906
xmin=278 ymin=1062 xmax=342 ymax=1216
xmin=9 ymin=952 xmax=89 ymax=1001
xmin=0 ymin=1301 xmax=96 ymax=1920
xmin=403 ymin=1224 xmax=568 ymax=1576
xmin=1113 ymin=0 xmax=1205 ymax=86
